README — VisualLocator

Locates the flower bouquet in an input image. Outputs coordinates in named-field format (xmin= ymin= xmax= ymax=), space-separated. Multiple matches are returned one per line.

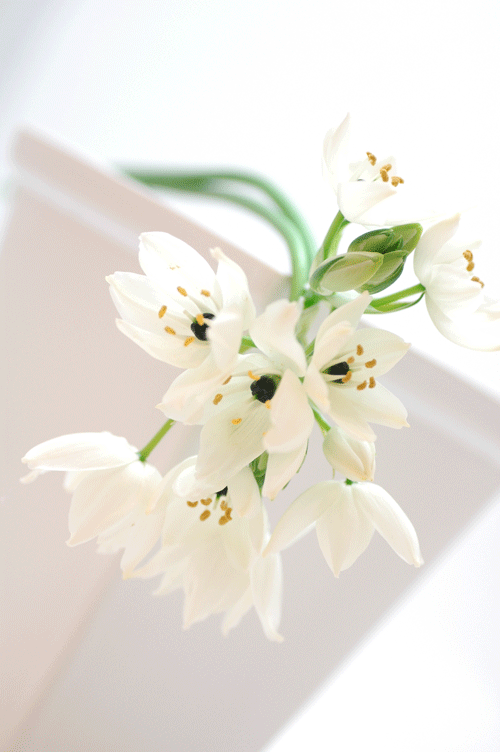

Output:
xmin=21 ymin=114 xmax=500 ymax=641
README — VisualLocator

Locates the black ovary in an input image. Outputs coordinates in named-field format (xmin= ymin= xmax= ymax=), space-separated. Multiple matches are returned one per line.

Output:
xmin=190 ymin=313 xmax=215 ymax=341
xmin=325 ymin=361 xmax=350 ymax=384
xmin=250 ymin=375 xmax=277 ymax=403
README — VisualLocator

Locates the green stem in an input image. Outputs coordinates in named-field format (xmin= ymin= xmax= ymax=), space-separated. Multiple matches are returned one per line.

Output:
xmin=318 ymin=211 xmax=350 ymax=262
xmin=312 ymin=408 xmax=331 ymax=437
xmin=125 ymin=171 xmax=311 ymax=301
xmin=371 ymin=283 xmax=426 ymax=308
xmin=137 ymin=419 xmax=176 ymax=462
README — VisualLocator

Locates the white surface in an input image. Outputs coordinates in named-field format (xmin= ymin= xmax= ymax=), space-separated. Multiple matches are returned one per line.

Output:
xmin=2 ymin=3 xmax=500 ymax=750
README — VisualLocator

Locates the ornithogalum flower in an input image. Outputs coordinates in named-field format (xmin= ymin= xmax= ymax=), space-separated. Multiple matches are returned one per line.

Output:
xmin=21 ymin=432 xmax=162 ymax=571
xmin=265 ymin=480 xmax=423 ymax=576
xmin=322 ymin=426 xmax=376 ymax=482
xmin=413 ymin=215 xmax=500 ymax=350
xmin=107 ymin=232 xmax=255 ymax=372
xmin=323 ymin=114 xmax=443 ymax=227
xmin=189 ymin=299 xmax=314 ymax=498
xmin=133 ymin=459 xmax=283 ymax=641
xmin=304 ymin=292 xmax=409 ymax=442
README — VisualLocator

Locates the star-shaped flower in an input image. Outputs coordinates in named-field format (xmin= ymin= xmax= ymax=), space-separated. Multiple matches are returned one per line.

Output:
xmin=413 ymin=215 xmax=500 ymax=350
xmin=107 ymin=232 xmax=255 ymax=372
xmin=265 ymin=480 xmax=423 ymax=576
xmin=304 ymin=292 xmax=410 ymax=442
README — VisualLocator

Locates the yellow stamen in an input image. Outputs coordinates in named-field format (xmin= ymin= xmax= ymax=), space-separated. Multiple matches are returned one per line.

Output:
xmin=232 ymin=418 xmax=242 ymax=425
xmin=265 ymin=400 xmax=272 ymax=409
xmin=158 ymin=305 xmax=167 ymax=318
xmin=342 ymin=371 xmax=352 ymax=383
xmin=213 ymin=393 xmax=223 ymax=405
xmin=225 ymin=508 xmax=232 ymax=520
xmin=219 ymin=516 xmax=229 ymax=525
xmin=201 ymin=289 xmax=211 ymax=297
xmin=222 ymin=375 xmax=232 ymax=385
xmin=471 ymin=276 xmax=484 ymax=288
xmin=347 ymin=356 xmax=355 ymax=364
xmin=165 ymin=326 xmax=176 ymax=335
xmin=220 ymin=500 xmax=228 ymax=511
xmin=356 ymin=345 xmax=364 ymax=356
xmin=200 ymin=510 xmax=211 ymax=521
xmin=366 ymin=151 xmax=376 ymax=165
xmin=196 ymin=313 xmax=204 ymax=326
xmin=365 ymin=359 xmax=377 ymax=368
xmin=467 ymin=262 xmax=475 ymax=272
xmin=463 ymin=250 xmax=473 ymax=262
xmin=177 ymin=286 xmax=188 ymax=297
xmin=184 ymin=336 xmax=195 ymax=346
xmin=200 ymin=498 xmax=212 ymax=506
xmin=248 ymin=370 xmax=260 ymax=381
xmin=369 ymin=377 xmax=376 ymax=388
xmin=382 ymin=163 xmax=392 ymax=171
xmin=186 ymin=500 xmax=198 ymax=507
xmin=391 ymin=176 xmax=404 ymax=186
xmin=380 ymin=168 xmax=389 ymax=182
xmin=357 ymin=380 xmax=367 ymax=391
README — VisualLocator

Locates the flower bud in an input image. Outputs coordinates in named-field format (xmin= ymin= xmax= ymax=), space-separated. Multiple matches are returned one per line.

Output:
xmin=323 ymin=426 xmax=375 ymax=482
xmin=347 ymin=223 xmax=423 ymax=257
xmin=309 ymin=251 xmax=383 ymax=294
xmin=356 ymin=250 xmax=407 ymax=294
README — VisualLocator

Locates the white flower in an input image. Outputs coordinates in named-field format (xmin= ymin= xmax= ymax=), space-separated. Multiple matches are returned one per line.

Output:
xmin=21 ymin=432 xmax=162 ymax=570
xmin=265 ymin=480 xmax=423 ymax=576
xmin=413 ymin=215 xmax=500 ymax=350
xmin=304 ymin=292 xmax=409 ymax=442
xmin=323 ymin=113 xmax=442 ymax=227
xmin=323 ymin=426 xmax=376 ymax=482
xmin=107 ymin=232 xmax=255 ymax=374
xmin=133 ymin=461 xmax=283 ymax=641
xmin=191 ymin=299 xmax=314 ymax=498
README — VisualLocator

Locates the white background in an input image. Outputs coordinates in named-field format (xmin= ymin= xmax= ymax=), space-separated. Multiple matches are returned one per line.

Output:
xmin=1 ymin=1 xmax=500 ymax=749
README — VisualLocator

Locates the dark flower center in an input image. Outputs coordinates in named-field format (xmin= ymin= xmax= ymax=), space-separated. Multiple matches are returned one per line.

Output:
xmin=190 ymin=313 xmax=215 ymax=341
xmin=325 ymin=361 xmax=350 ymax=384
xmin=215 ymin=486 xmax=228 ymax=498
xmin=250 ymin=375 xmax=278 ymax=403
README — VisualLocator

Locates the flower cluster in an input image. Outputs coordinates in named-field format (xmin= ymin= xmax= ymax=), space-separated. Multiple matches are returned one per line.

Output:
xmin=21 ymin=114 xmax=499 ymax=640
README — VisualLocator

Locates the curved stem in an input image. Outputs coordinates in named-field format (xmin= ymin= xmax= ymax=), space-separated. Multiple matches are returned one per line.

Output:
xmin=137 ymin=419 xmax=176 ymax=462
xmin=318 ymin=211 xmax=350 ymax=262
xmin=371 ymin=283 xmax=425 ymax=308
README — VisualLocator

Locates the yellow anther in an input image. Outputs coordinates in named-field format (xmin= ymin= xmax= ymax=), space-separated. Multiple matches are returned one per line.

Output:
xmin=186 ymin=500 xmax=198 ymax=507
xmin=220 ymin=500 xmax=227 ymax=511
xmin=463 ymin=250 xmax=473 ymax=262
xmin=265 ymin=400 xmax=272 ymax=409
xmin=201 ymin=289 xmax=211 ymax=297
xmin=232 ymin=418 xmax=242 ymax=425
xmin=472 ymin=276 xmax=485 ymax=288
xmin=391 ymin=176 xmax=404 ymax=186
xmin=177 ymin=286 xmax=188 ymax=296
xmin=380 ymin=168 xmax=389 ymax=182
xmin=347 ymin=356 xmax=355 ymax=364
xmin=158 ymin=305 xmax=167 ymax=318
xmin=356 ymin=345 xmax=364 ymax=356
xmin=225 ymin=508 xmax=232 ymax=520
xmin=196 ymin=313 xmax=204 ymax=326
xmin=357 ymin=380 xmax=367 ymax=391
xmin=466 ymin=262 xmax=475 ymax=272
xmin=200 ymin=510 xmax=211 ymax=521
xmin=222 ymin=375 xmax=232 ymax=385
xmin=365 ymin=359 xmax=377 ymax=368
xmin=366 ymin=151 xmax=377 ymax=165
xmin=382 ymin=163 xmax=392 ymax=171
xmin=165 ymin=326 xmax=176 ymax=335
xmin=219 ymin=516 xmax=229 ymax=525
xmin=369 ymin=377 xmax=376 ymax=388
xmin=342 ymin=371 xmax=352 ymax=383
xmin=200 ymin=498 xmax=212 ymax=506
xmin=213 ymin=393 xmax=223 ymax=405
xmin=248 ymin=370 xmax=260 ymax=381
xmin=184 ymin=336 xmax=195 ymax=346
xmin=169 ymin=265 xmax=180 ymax=270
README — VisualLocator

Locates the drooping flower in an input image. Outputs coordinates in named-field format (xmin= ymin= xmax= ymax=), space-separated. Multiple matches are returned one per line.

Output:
xmin=107 ymin=232 xmax=255 ymax=373
xmin=132 ymin=459 xmax=283 ymax=641
xmin=21 ymin=432 xmax=163 ymax=570
xmin=304 ymin=292 xmax=409 ymax=442
xmin=413 ymin=215 xmax=500 ymax=351
xmin=189 ymin=299 xmax=314 ymax=498
xmin=265 ymin=480 xmax=423 ymax=576
xmin=323 ymin=113 xmax=442 ymax=227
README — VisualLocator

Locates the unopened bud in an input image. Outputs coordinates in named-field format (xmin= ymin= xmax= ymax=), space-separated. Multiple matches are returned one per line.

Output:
xmin=309 ymin=251 xmax=383 ymax=294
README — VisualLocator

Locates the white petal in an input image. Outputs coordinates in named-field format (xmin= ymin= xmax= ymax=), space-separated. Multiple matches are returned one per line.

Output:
xmin=250 ymin=299 xmax=307 ymax=376
xmin=323 ymin=427 xmax=375 ymax=482
xmin=337 ymin=181 xmax=397 ymax=224
xmin=326 ymin=381 xmax=408 ymax=440
xmin=322 ymin=113 xmax=351 ymax=189
xmin=119 ymin=505 xmax=165 ymax=576
xmin=264 ymin=370 xmax=313 ymax=454
xmin=227 ymin=466 xmax=261 ymax=518
xmin=22 ymin=432 xmax=137 ymax=472
xmin=426 ymin=296 xmax=500 ymax=350
xmin=262 ymin=442 xmax=307 ymax=500
xmin=207 ymin=306 xmax=244 ymax=371
xmin=264 ymin=482 xmax=335 ymax=555
xmin=157 ymin=355 xmax=231 ymax=424
xmin=115 ymin=318 xmax=206 ymax=368
xmin=303 ymin=362 xmax=330 ymax=410
xmin=221 ymin=587 xmax=253 ymax=635
xmin=222 ymin=519 xmax=255 ymax=571
xmin=353 ymin=483 xmax=423 ymax=567
xmin=139 ymin=232 xmax=215 ymax=290
xmin=413 ymin=214 xmax=461 ymax=283
xmin=251 ymin=553 xmax=284 ymax=642
xmin=212 ymin=247 xmax=256 ymax=329
xmin=316 ymin=485 xmax=374 ymax=575
xmin=313 ymin=293 xmax=371 ymax=368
